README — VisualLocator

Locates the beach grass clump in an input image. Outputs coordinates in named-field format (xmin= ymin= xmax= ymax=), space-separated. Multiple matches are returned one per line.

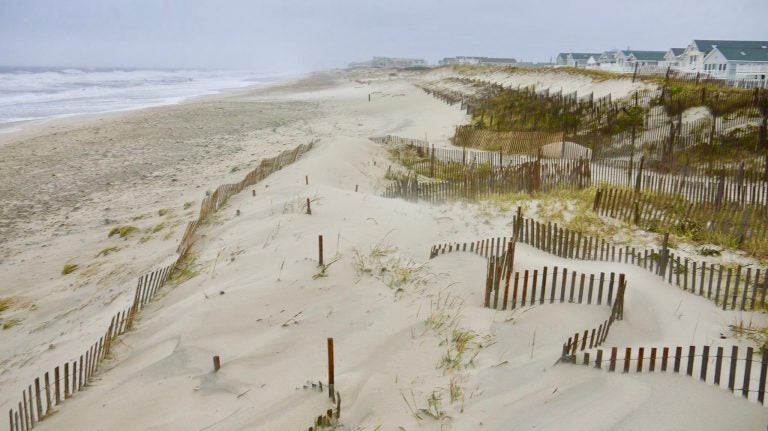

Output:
xmin=353 ymin=242 xmax=423 ymax=288
xmin=158 ymin=208 xmax=170 ymax=216
xmin=422 ymin=390 xmax=448 ymax=420
xmin=2 ymin=318 xmax=21 ymax=330
xmin=183 ymin=201 xmax=194 ymax=210
xmin=437 ymin=329 xmax=485 ymax=373
xmin=95 ymin=246 xmax=120 ymax=258
xmin=62 ymin=262 xmax=79 ymax=275
xmin=0 ymin=298 xmax=12 ymax=315
xmin=170 ymin=251 xmax=200 ymax=285
xmin=108 ymin=225 xmax=138 ymax=239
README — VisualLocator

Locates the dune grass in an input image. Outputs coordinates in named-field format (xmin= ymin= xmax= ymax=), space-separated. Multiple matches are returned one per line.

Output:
xmin=95 ymin=246 xmax=120 ymax=258
xmin=62 ymin=262 xmax=79 ymax=275
xmin=108 ymin=225 xmax=138 ymax=239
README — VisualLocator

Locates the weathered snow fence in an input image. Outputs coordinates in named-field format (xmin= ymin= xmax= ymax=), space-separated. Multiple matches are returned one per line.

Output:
xmin=571 ymin=345 xmax=768 ymax=405
xmin=6 ymin=142 xmax=316 ymax=431
xmin=429 ymin=212 xmax=768 ymax=312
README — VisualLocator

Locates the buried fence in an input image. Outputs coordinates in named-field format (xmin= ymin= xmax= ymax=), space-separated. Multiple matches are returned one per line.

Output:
xmin=429 ymin=226 xmax=768 ymax=408
xmin=428 ymin=208 xmax=768 ymax=312
xmin=568 ymin=345 xmax=768 ymax=405
xmin=375 ymin=135 xmax=768 ymax=207
xmin=6 ymin=142 xmax=315 ymax=431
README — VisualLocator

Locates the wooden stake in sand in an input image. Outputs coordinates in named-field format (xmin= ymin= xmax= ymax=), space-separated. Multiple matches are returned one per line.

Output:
xmin=213 ymin=356 xmax=221 ymax=372
xmin=305 ymin=175 xmax=309 ymax=185
xmin=327 ymin=338 xmax=335 ymax=401
xmin=306 ymin=198 xmax=312 ymax=215
xmin=318 ymin=235 xmax=324 ymax=267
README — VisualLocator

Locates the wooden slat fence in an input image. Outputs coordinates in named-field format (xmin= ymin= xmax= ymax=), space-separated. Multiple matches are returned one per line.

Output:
xmin=376 ymin=134 xmax=768 ymax=207
xmin=6 ymin=141 xmax=315 ymax=431
xmin=419 ymin=76 xmax=768 ymax=193
xmin=570 ymin=345 xmax=768 ymax=406
xmin=428 ymin=209 xmax=768 ymax=312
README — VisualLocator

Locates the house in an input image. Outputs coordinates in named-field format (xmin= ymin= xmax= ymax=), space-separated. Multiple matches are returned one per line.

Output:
xmin=679 ymin=40 xmax=768 ymax=71
xmin=555 ymin=53 xmax=569 ymax=66
xmin=438 ymin=56 xmax=517 ymax=66
xmin=614 ymin=50 xmax=632 ymax=69
xmin=370 ymin=57 xmax=427 ymax=68
xmin=703 ymin=46 xmax=768 ymax=80
xmin=597 ymin=50 xmax=619 ymax=65
xmin=662 ymin=48 xmax=685 ymax=68
xmin=566 ymin=53 xmax=600 ymax=67
xmin=350 ymin=57 xmax=427 ymax=69
xmin=478 ymin=57 xmax=518 ymax=65
xmin=438 ymin=56 xmax=480 ymax=65
xmin=626 ymin=50 xmax=667 ymax=67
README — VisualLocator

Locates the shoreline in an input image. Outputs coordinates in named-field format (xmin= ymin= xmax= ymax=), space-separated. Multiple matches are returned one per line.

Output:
xmin=0 ymin=70 xmax=311 ymax=144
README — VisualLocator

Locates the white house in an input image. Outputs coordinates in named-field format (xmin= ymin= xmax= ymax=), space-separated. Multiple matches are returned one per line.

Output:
xmin=679 ymin=40 xmax=768 ymax=72
xmin=661 ymin=48 xmax=685 ymax=68
xmin=613 ymin=50 xmax=666 ymax=70
xmin=597 ymin=50 xmax=618 ymax=66
xmin=566 ymin=53 xmax=600 ymax=68
xmin=626 ymin=51 xmax=666 ymax=67
xmin=703 ymin=47 xmax=768 ymax=81
xmin=555 ymin=53 xmax=569 ymax=66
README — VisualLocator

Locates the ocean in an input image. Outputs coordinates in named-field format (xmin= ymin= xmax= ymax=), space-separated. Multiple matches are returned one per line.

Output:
xmin=0 ymin=67 xmax=294 ymax=128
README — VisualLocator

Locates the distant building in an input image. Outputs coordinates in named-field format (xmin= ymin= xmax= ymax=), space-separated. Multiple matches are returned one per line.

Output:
xmin=626 ymin=50 xmax=666 ymax=67
xmin=555 ymin=53 xmax=569 ymax=66
xmin=478 ymin=57 xmax=518 ymax=65
xmin=703 ymin=46 xmax=768 ymax=81
xmin=349 ymin=56 xmax=427 ymax=69
xmin=439 ymin=56 xmax=479 ymax=65
xmin=662 ymin=48 xmax=685 ymax=68
xmin=614 ymin=50 xmax=666 ymax=70
xmin=566 ymin=53 xmax=601 ymax=67
xmin=438 ymin=56 xmax=517 ymax=66
xmin=596 ymin=50 xmax=619 ymax=66
xmin=679 ymin=40 xmax=768 ymax=72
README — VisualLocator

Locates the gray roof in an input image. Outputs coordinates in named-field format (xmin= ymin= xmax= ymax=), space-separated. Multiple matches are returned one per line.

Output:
xmin=569 ymin=53 xmax=600 ymax=60
xmin=713 ymin=47 xmax=768 ymax=62
xmin=693 ymin=40 xmax=768 ymax=54
xmin=627 ymin=50 xmax=667 ymax=61
xmin=669 ymin=48 xmax=685 ymax=56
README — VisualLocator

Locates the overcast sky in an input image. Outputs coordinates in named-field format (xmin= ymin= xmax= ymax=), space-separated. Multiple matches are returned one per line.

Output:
xmin=1 ymin=0 xmax=766 ymax=72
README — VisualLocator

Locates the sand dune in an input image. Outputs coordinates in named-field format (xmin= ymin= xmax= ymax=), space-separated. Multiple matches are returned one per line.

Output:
xmin=1 ymin=69 xmax=766 ymax=430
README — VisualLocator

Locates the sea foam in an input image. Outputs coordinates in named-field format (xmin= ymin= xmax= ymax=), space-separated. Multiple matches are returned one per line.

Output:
xmin=0 ymin=67 xmax=293 ymax=126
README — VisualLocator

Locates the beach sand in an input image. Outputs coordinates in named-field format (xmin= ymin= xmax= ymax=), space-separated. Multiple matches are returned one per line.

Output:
xmin=1 ymin=68 xmax=766 ymax=430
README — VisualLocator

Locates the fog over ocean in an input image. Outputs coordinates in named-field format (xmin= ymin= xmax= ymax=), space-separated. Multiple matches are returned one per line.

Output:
xmin=0 ymin=67 xmax=295 ymax=127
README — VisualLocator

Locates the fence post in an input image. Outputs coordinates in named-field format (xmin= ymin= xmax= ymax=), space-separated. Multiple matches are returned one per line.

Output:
xmin=328 ymin=338 xmax=335 ymax=401
xmin=759 ymin=349 xmax=768 ymax=404
xmin=318 ymin=235 xmax=324 ymax=267
xmin=658 ymin=233 xmax=670 ymax=277
xmin=729 ymin=346 xmax=738 ymax=392
xmin=635 ymin=156 xmax=644 ymax=195
xmin=430 ymin=145 xmax=435 ymax=177
xmin=743 ymin=346 xmax=754 ymax=398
